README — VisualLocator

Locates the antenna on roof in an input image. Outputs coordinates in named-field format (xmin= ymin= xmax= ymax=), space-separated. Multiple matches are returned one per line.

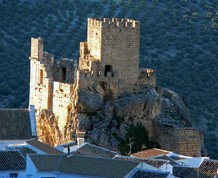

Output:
xmin=141 ymin=144 xmax=147 ymax=151
xmin=127 ymin=138 xmax=134 ymax=155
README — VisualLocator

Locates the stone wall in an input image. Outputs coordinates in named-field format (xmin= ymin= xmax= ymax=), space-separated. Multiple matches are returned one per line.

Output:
xmin=53 ymin=82 xmax=73 ymax=131
xmin=78 ymin=18 xmax=143 ymax=97
xmin=154 ymin=123 xmax=201 ymax=157
xmin=29 ymin=38 xmax=76 ymax=118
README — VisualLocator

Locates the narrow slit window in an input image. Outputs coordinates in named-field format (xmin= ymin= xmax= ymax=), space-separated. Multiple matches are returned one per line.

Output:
xmin=39 ymin=69 xmax=43 ymax=84
xmin=61 ymin=67 xmax=66 ymax=82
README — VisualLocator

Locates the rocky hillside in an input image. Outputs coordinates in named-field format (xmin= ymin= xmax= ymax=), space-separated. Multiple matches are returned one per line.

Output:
xmin=36 ymin=81 xmax=204 ymax=157
xmin=0 ymin=0 xmax=217 ymax=158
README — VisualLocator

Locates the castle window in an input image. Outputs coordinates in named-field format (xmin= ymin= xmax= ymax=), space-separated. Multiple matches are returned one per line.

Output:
xmin=39 ymin=69 xmax=43 ymax=84
xmin=61 ymin=67 xmax=66 ymax=82
xmin=104 ymin=65 xmax=113 ymax=77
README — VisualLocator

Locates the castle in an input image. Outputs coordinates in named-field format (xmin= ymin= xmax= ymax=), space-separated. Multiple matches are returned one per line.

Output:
xmin=29 ymin=18 xmax=155 ymax=130
xmin=29 ymin=18 xmax=203 ymax=156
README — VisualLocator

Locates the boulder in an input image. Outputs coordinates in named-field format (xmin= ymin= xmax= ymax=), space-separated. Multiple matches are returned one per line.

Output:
xmin=77 ymin=89 xmax=103 ymax=112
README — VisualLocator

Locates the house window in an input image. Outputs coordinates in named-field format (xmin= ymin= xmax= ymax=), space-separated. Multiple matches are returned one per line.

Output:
xmin=9 ymin=173 xmax=18 ymax=178
xmin=61 ymin=67 xmax=66 ymax=82
xmin=104 ymin=65 xmax=113 ymax=77
xmin=39 ymin=69 xmax=43 ymax=84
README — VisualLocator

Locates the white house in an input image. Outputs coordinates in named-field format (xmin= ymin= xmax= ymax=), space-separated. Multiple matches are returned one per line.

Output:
xmin=26 ymin=154 xmax=153 ymax=178
xmin=0 ymin=151 xmax=26 ymax=178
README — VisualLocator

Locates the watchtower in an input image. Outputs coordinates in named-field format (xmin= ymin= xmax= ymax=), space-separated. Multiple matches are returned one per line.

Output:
xmin=79 ymin=18 xmax=140 ymax=95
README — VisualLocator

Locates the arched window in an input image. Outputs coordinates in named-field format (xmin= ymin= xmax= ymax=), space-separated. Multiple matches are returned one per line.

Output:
xmin=104 ymin=65 xmax=113 ymax=77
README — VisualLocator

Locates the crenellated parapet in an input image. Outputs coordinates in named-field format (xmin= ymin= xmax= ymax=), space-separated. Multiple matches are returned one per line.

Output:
xmin=88 ymin=18 xmax=139 ymax=29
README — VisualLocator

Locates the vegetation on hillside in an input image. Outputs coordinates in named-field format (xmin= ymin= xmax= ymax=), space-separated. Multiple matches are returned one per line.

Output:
xmin=118 ymin=123 xmax=154 ymax=155
xmin=0 ymin=0 xmax=217 ymax=158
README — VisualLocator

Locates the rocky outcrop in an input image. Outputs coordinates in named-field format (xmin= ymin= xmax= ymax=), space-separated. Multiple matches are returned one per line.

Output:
xmin=36 ymin=85 xmax=203 ymax=156
xmin=36 ymin=110 xmax=63 ymax=146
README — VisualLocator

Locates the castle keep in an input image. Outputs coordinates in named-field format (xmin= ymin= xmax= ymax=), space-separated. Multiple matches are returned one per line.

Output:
xmin=29 ymin=18 xmax=202 ymax=157
xmin=30 ymin=18 xmax=155 ymax=115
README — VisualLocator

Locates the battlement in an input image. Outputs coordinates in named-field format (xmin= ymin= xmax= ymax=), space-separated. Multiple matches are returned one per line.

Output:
xmin=88 ymin=18 xmax=139 ymax=29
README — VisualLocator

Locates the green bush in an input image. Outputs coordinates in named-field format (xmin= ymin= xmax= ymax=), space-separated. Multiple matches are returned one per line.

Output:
xmin=119 ymin=123 xmax=154 ymax=155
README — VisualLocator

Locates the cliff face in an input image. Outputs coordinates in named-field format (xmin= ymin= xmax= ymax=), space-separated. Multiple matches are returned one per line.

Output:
xmin=36 ymin=85 xmax=204 ymax=156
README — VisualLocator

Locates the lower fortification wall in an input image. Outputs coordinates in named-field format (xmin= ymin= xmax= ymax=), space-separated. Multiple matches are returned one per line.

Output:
xmin=154 ymin=123 xmax=201 ymax=157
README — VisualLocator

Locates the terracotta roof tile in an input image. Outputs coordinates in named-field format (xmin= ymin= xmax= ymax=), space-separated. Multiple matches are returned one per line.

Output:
xmin=132 ymin=148 xmax=171 ymax=158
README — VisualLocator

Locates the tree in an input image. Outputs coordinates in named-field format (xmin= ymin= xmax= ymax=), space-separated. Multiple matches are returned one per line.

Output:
xmin=119 ymin=123 xmax=154 ymax=155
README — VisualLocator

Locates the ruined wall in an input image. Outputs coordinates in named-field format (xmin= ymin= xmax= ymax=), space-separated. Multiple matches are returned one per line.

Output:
xmin=29 ymin=38 xmax=53 ymax=111
xmin=53 ymin=82 xmax=73 ymax=131
xmin=53 ymin=58 xmax=77 ymax=84
xmin=154 ymin=123 xmax=201 ymax=157
xmin=29 ymin=38 xmax=76 ymax=115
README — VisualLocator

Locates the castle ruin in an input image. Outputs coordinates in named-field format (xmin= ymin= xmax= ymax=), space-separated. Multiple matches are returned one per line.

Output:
xmin=29 ymin=18 xmax=203 ymax=157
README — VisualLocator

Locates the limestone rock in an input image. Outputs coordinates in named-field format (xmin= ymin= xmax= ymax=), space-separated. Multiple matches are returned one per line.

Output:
xmin=112 ymin=88 xmax=161 ymax=121
xmin=77 ymin=89 xmax=103 ymax=112
xmin=91 ymin=128 xmax=119 ymax=151
xmin=76 ymin=114 xmax=91 ymax=131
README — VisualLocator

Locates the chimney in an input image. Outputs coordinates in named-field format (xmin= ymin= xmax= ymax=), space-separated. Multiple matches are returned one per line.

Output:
xmin=77 ymin=132 xmax=86 ymax=146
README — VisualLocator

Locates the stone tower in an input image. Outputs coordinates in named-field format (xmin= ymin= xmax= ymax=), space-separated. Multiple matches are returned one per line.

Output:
xmin=29 ymin=37 xmax=53 ymax=111
xmin=78 ymin=18 xmax=141 ymax=98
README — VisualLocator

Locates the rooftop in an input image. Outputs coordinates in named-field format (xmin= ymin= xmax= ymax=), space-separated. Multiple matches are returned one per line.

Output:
xmin=0 ymin=109 xmax=32 ymax=139
xmin=73 ymin=142 xmax=118 ymax=158
xmin=132 ymin=148 xmax=171 ymax=158
xmin=26 ymin=139 xmax=64 ymax=155
xmin=130 ymin=168 xmax=169 ymax=178
xmin=199 ymin=159 xmax=218 ymax=178
xmin=0 ymin=151 xmax=26 ymax=171
xmin=29 ymin=154 xmax=139 ymax=177
xmin=114 ymin=155 xmax=168 ymax=168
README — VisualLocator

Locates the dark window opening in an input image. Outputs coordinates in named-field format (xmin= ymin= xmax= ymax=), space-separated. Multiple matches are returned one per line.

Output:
xmin=39 ymin=69 xmax=43 ymax=84
xmin=104 ymin=65 xmax=113 ymax=77
xmin=9 ymin=173 xmax=18 ymax=178
xmin=61 ymin=67 xmax=66 ymax=82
